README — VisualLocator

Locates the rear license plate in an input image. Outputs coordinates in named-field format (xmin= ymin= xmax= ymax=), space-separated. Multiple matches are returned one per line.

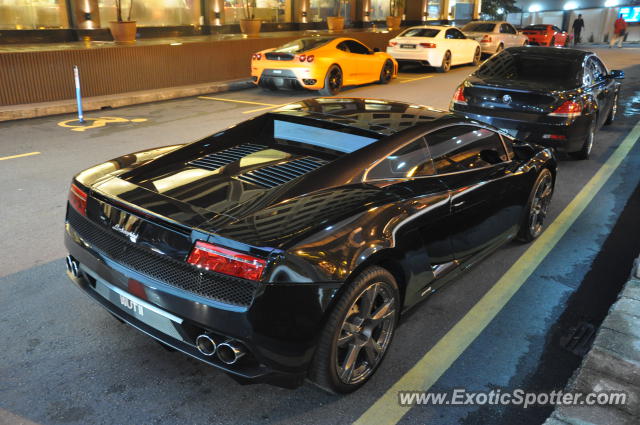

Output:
xmin=400 ymin=44 xmax=416 ymax=49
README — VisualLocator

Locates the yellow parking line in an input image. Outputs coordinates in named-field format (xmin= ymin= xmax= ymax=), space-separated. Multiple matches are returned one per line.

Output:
xmin=0 ymin=151 xmax=41 ymax=161
xmin=398 ymin=75 xmax=434 ymax=83
xmin=198 ymin=96 xmax=278 ymax=107
xmin=353 ymin=120 xmax=640 ymax=425
xmin=242 ymin=103 xmax=290 ymax=114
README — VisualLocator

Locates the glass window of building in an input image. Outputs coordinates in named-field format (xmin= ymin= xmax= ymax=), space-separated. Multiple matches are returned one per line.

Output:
xmin=427 ymin=0 xmax=439 ymax=20
xmin=309 ymin=0 xmax=347 ymax=22
xmin=98 ymin=0 xmax=201 ymax=27
xmin=0 ymin=0 xmax=68 ymax=29
xmin=369 ymin=0 xmax=390 ymax=21
xmin=224 ymin=0 xmax=291 ymax=24
xmin=453 ymin=0 xmax=473 ymax=20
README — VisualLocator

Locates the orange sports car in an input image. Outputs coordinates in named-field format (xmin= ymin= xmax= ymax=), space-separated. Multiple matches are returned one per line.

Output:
xmin=521 ymin=24 xmax=570 ymax=47
xmin=251 ymin=36 xmax=398 ymax=95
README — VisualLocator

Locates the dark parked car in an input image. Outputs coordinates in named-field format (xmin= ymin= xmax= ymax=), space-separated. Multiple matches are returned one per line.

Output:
xmin=64 ymin=98 xmax=556 ymax=393
xmin=450 ymin=47 xmax=624 ymax=159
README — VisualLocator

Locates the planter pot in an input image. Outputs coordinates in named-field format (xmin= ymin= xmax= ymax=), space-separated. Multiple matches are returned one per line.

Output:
xmin=327 ymin=16 xmax=345 ymax=32
xmin=386 ymin=16 xmax=402 ymax=30
xmin=109 ymin=21 xmax=137 ymax=43
xmin=240 ymin=19 xmax=262 ymax=36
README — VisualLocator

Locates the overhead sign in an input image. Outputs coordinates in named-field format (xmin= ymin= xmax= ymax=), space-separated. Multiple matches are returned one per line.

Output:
xmin=619 ymin=7 xmax=640 ymax=23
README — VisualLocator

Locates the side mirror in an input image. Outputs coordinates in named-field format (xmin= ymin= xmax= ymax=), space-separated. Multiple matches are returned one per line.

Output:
xmin=373 ymin=47 xmax=380 ymax=53
xmin=609 ymin=70 xmax=624 ymax=80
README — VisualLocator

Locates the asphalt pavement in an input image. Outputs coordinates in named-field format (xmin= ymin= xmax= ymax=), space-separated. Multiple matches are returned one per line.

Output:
xmin=1 ymin=47 xmax=639 ymax=425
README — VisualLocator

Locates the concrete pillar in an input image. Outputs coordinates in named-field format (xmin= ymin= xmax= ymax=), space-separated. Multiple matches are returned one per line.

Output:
xmin=208 ymin=0 xmax=224 ymax=25
xmin=362 ymin=0 xmax=372 ymax=22
xmin=420 ymin=0 xmax=428 ymax=21
xmin=295 ymin=0 xmax=310 ymax=23
xmin=440 ymin=0 xmax=450 ymax=21
xmin=473 ymin=0 xmax=481 ymax=20
xmin=71 ymin=0 xmax=100 ymax=29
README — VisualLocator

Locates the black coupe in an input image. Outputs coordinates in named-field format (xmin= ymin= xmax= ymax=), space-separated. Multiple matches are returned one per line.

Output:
xmin=450 ymin=47 xmax=624 ymax=159
xmin=65 ymin=98 xmax=556 ymax=393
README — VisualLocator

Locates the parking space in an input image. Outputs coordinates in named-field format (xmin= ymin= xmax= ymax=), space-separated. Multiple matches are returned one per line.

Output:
xmin=1 ymin=47 xmax=639 ymax=425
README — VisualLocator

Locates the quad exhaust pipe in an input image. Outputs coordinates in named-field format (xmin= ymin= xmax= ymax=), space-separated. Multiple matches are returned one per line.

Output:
xmin=66 ymin=255 xmax=79 ymax=277
xmin=195 ymin=334 xmax=218 ymax=356
xmin=216 ymin=340 xmax=246 ymax=365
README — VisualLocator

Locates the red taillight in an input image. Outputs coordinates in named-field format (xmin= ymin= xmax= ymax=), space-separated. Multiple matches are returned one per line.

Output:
xmin=306 ymin=55 xmax=314 ymax=62
xmin=549 ymin=101 xmax=582 ymax=118
xmin=187 ymin=241 xmax=266 ymax=281
xmin=388 ymin=41 xmax=397 ymax=47
xmin=452 ymin=86 xmax=467 ymax=105
xmin=420 ymin=42 xmax=436 ymax=48
xmin=299 ymin=54 xmax=306 ymax=62
xmin=253 ymin=53 xmax=261 ymax=60
xmin=69 ymin=183 xmax=87 ymax=216
xmin=481 ymin=35 xmax=492 ymax=43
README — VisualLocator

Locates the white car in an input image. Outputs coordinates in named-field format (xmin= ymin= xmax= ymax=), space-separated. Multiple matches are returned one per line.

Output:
xmin=386 ymin=26 xmax=481 ymax=73
xmin=461 ymin=21 xmax=528 ymax=55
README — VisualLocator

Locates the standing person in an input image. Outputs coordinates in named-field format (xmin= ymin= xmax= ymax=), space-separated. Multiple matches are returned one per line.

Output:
xmin=572 ymin=14 xmax=585 ymax=44
xmin=610 ymin=14 xmax=628 ymax=48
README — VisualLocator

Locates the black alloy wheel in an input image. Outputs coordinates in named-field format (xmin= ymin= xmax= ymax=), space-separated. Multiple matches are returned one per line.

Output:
xmin=605 ymin=92 xmax=618 ymax=125
xmin=438 ymin=51 xmax=451 ymax=73
xmin=378 ymin=60 xmax=394 ymax=84
xmin=550 ymin=36 xmax=556 ymax=47
xmin=571 ymin=118 xmax=596 ymax=160
xmin=319 ymin=65 xmax=343 ymax=96
xmin=309 ymin=266 xmax=399 ymax=393
xmin=518 ymin=168 xmax=554 ymax=242
xmin=472 ymin=47 xmax=481 ymax=66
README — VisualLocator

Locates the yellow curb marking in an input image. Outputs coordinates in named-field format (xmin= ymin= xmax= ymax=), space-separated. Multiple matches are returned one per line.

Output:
xmin=0 ymin=151 xmax=41 ymax=161
xmin=198 ymin=96 xmax=278 ymax=107
xmin=57 ymin=117 xmax=148 ymax=132
xmin=354 ymin=120 xmax=640 ymax=425
xmin=398 ymin=75 xmax=435 ymax=83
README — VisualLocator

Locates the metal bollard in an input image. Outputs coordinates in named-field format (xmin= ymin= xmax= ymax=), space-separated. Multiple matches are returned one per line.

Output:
xmin=73 ymin=65 xmax=84 ymax=123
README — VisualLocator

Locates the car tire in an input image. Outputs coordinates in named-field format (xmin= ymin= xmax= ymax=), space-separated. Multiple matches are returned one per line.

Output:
xmin=549 ymin=36 xmax=556 ymax=47
xmin=378 ymin=60 xmax=394 ymax=84
xmin=472 ymin=47 xmax=481 ymax=66
xmin=605 ymin=92 xmax=618 ymax=125
xmin=518 ymin=168 xmax=554 ymax=243
xmin=438 ymin=51 xmax=451 ymax=73
xmin=319 ymin=65 xmax=343 ymax=96
xmin=570 ymin=118 xmax=596 ymax=160
xmin=308 ymin=266 xmax=400 ymax=394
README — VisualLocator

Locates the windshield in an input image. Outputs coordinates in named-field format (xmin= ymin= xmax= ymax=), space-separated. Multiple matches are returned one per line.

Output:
xmin=273 ymin=37 xmax=334 ymax=54
xmin=399 ymin=28 xmax=440 ymax=38
xmin=525 ymin=25 xmax=549 ymax=31
xmin=462 ymin=23 xmax=496 ymax=32
xmin=475 ymin=51 xmax=581 ymax=89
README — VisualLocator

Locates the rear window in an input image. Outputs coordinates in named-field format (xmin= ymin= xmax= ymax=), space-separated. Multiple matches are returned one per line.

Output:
xmin=462 ymin=23 xmax=496 ymax=32
xmin=273 ymin=37 xmax=334 ymax=54
xmin=525 ymin=25 xmax=549 ymax=31
xmin=474 ymin=50 xmax=581 ymax=89
xmin=399 ymin=28 xmax=440 ymax=38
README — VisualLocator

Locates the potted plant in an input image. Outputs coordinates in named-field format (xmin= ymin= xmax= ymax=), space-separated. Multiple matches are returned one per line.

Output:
xmin=327 ymin=0 xmax=347 ymax=32
xmin=386 ymin=0 xmax=404 ymax=30
xmin=109 ymin=0 xmax=136 ymax=43
xmin=240 ymin=0 xmax=261 ymax=36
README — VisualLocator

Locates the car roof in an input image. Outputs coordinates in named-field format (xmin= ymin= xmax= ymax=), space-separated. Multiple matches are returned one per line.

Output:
xmin=466 ymin=20 xmax=506 ymax=24
xmin=270 ymin=98 xmax=450 ymax=136
xmin=505 ymin=46 xmax=590 ymax=59
xmin=403 ymin=25 xmax=450 ymax=30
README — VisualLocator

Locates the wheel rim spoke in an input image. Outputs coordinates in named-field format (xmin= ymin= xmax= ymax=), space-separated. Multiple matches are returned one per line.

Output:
xmin=370 ymin=299 xmax=394 ymax=322
xmin=339 ymin=343 xmax=361 ymax=382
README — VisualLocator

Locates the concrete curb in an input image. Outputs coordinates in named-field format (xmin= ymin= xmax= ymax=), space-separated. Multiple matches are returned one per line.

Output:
xmin=0 ymin=78 xmax=254 ymax=122
xmin=543 ymin=258 xmax=640 ymax=425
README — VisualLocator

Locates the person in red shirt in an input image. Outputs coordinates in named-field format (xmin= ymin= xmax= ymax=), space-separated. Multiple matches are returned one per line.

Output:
xmin=610 ymin=14 xmax=628 ymax=48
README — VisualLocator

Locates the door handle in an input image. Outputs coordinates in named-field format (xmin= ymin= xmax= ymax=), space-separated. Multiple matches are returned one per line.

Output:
xmin=452 ymin=201 xmax=466 ymax=210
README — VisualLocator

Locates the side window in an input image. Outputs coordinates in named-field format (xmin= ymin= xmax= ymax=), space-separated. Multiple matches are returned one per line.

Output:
xmin=345 ymin=40 xmax=370 ymax=55
xmin=336 ymin=41 xmax=350 ymax=52
xmin=508 ymin=24 xmax=517 ymax=34
xmin=552 ymin=26 xmax=561 ymax=32
xmin=445 ymin=29 xmax=455 ymax=39
xmin=591 ymin=57 xmax=608 ymax=82
xmin=500 ymin=24 xmax=509 ymax=34
xmin=454 ymin=29 xmax=466 ymax=39
xmin=426 ymin=126 xmax=508 ymax=174
xmin=366 ymin=137 xmax=435 ymax=180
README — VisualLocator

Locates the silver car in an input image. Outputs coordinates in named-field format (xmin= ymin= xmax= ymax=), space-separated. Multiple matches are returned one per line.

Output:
xmin=461 ymin=21 xmax=528 ymax=55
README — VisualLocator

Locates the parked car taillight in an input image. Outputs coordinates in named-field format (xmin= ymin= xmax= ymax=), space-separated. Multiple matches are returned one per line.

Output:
xmin=298 ymin=54 xmax=306 ymax=62
xmin=306 ymin=55 xmax=314 ymax=62
xmin=420 ymin=43 xmax=437 ymax=48
xmin=69 ymin=183 xmax=87 ymax=216
xmin=451 ymin=86 xmax=467 ymax=106
xmin=549 ymin=101 xmax=582 ymax=118
xmin=187 ymin=241 xmax=266 ymax=281
xmin=388 ymin=41 xmax=398 ymax=47
xmin=481 ymin=35 xmax=492 ymax=43
xmin=252 ymin=53 xmax=262 ymax=60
